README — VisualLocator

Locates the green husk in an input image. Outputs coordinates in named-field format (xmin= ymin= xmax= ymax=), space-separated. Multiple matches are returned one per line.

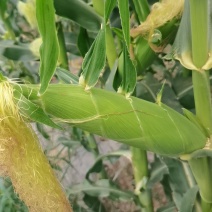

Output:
xmin=16 ymin=83 xmax=207 ymax=157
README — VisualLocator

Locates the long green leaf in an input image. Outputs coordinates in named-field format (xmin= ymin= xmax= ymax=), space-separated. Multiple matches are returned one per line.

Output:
xmin=77 ymin=27 xmax=92 ymax=57
xmin=0 ymin=41 xmax=35 ymax=61
xmin=56 ymin=68 xmax=79 ymax=84
xmin=117 ymin=0 xmax=130 ymax=50
xmin=104 ymin=0 xmax=117 ymax=22
xmin=16 ymin=84 xmax=207 ymax=157
xmin=68 ymin=179 xmax=134 ymax=200
xmin=118 ymin=44 xmax=136 ymax=95
xmin=104 ymin=0 xmax=118 ymax=70
xmin=180 ymin=186 xmax=198 ymax=212
xmin=13 ymin=90 xmax=60 ymax=129
xmin=116 ymin=0 xmax=136 ymax=95
xmin=36 ymin=0 xmax=59 ymax=94
xmin=80 ymin=26 xmax=106 ymax=89
xmin=86 ymin=150 xmax=130 ymax=179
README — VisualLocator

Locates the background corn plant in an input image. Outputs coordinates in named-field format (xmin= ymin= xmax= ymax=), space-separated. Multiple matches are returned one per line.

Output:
xmin=0 ymin=0 xmax=212 ymax=211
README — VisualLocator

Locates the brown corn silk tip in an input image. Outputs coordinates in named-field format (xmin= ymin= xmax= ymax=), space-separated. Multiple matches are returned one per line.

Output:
xmin=0 ymin=81 xmax=72 ymax=211
xmin=130 ymin=0 xmax=184 ymax=38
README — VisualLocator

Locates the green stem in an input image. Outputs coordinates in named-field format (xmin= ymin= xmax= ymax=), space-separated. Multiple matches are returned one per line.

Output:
xmin=192 ymin=71 xmax=212 ymax=133
xmin=189 ymin=157 xmax=212 ymax=205
xmin=131 ymin=148 xmax=153 ymax=212
xmin=57 ymin=22 xmax=69 ymax=70
xmin=190 ymin=0 xmax=208 ymax=68
xmin=106 ymin=25 xmax=117 ymax=70
xmin=132 ymin=0 xmax=150 ymax=22
xmin=188 ymin=0 xmax=212 ymax=208
xmin=182 ymin=162 xmax=202 ymax=212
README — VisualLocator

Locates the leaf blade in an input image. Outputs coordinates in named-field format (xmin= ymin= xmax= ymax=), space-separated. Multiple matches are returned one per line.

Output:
xmin=80 ymin=26 xmax=106 ymax=89
xmin=36 ymin=0 xmax=59 ymax=94
xmin=117 ymin=0 xmax=130 ymax=49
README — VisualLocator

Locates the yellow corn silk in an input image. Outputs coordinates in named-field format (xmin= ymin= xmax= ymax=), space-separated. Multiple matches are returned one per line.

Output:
xmin=130 ymin=0 xmax=184 ymax=38
xmin=0 ymin=80 xmax=72 ymax=211
xmin=130 ymin=0 xmax=184 ymax=52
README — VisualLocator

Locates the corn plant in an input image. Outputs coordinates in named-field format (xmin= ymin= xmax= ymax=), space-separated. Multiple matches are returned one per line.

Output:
xmin=1 ymin=0 xmax=212 ymax=211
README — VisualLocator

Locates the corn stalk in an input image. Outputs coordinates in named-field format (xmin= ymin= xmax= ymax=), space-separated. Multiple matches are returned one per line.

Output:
xmin=174 ymin=0 xmax=212 ymax=210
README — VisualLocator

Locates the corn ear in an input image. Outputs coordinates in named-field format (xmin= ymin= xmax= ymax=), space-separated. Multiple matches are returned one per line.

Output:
xmin=0 ymin=80 xmax=72 ymax=211
xmin=17 ymin=84 xmax=207 ymax=157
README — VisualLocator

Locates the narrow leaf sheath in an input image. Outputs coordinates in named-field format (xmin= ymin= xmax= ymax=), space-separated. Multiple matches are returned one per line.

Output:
xmin=36 ymin=0 xmax=59 ymax=94
xmin=18 ymin=84 xmax=207 ymax=157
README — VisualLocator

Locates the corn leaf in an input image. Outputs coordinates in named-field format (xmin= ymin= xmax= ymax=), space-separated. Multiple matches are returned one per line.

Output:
xmin=13 ymin=90 xmax=60 ymax=129
xmin=117 ymin=0 xmax=130 ymax=50
xmin=190 ymin=149 xmax=212 ymax=159
xmin=116 ymin=0 xmax=136 ymax=95
xmin=112 ymin=27 xmax=124 ymax=41
xmin=118 ymin=44 xmax=136 ymax=95
xmin=104 ymin=0 xmax=117 ymax=22
xmin=183 ymin=108 xmax=209 ymax=137
xmin=36 ymin=0 xmax=59 ymax=94
xmin=86 ymin=150 xmax=130 ymax=179
xmin=80 ymin=26 xmax=106 ymax=89
xmin=54 ymin=0 xmax=102 ymax=32
xmin=105 ymin=59 xmax=118 ymax=91
xmin=0 ymin=41 xmax=36 ymax=61
xmin=17 ymin=84 xmax=207 ymax=157
xmin=179 ymin=186 xmax=198 ymax=212
xmin=147 ymin=158 xmax=168 ymax=189
xmin=68 ymin=179 xmax=134 ymax=200
xmin=56 ymin=68 xmax=79 ymax=84
xmin=162 ymin=157 xmax=193 ymax=211
xmin=77 ymin=27 xmax=92 ymax=57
